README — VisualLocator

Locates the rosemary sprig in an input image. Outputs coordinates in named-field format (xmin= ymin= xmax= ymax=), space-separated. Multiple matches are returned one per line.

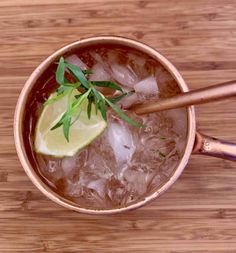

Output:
xmin=45 ymin=56 xmax=142 ymax=141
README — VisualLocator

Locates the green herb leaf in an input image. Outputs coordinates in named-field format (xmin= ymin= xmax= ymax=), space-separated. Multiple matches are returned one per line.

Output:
xmin=51 ymin=120 xmax=63 ymax=131
xmin=56 ymin=57 xmax=65 ymax=85
xmin=51 ymin=112 xmax=67 ymax=131
xmin=91 ymin=81 xmax=123 ymax=92
xmin=70 ymin=107 xmax=83 ymax=126
xmin=108 ymin=90 xmax=134 ymax=104
xmin=74 ymin=94 xmax=83 ymax=99
xmin=63 ymin=116 xmax=71 ymax=142
xmin=91 ymin=88 xmax=107 ymax=119
xmin=94 ymin=95 xmax=98 ymax=115
xmin=56 ymin=86 xmax=67 ymax=95
xmin=70 ymin=82 xmax=81 ymax=89
xmin=92 ymin=87 xmax=103 ymax=101
xmin=87 ymin=97 xmax=92 ymax=119
xmin=67 ymin=88 xmax=74 ymax=111
xmin=69 ymin=89 xmax=91 ymax=116
xmin=105 ymin=99 xmax=142 ymax=127
xmin=65 ymin=63 xmax=89 ymax=89
xmin=83 ymin=69 xmax=93 ymax=75
xmin=98 ymin=99 xmax=107 ymax=121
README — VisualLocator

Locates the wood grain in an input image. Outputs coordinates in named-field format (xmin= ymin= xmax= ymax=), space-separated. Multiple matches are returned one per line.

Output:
xmin=1 ymin=0 xmax=236 ymax=252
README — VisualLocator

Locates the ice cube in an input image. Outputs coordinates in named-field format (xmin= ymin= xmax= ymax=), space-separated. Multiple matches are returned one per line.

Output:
xmin=107 ymin=176 xmax=127 ymax=206
xmin=128 ymin=53 xmax=146 ymax=67
xmin=85 ymin=143 xmax=114 ymax=178
xmin=61 ymin=157 xmax=77 ymax=175
xmin=165 ymin=108 xmax=187 ymax=135
xmin=89 ymin=63 xmax=114 ymax=95
xmin=134 ymin=76 xmax=159 ymax=96
xmin=65 ymin=54 xmax=87 ymax=70
xmin=107 ymin=121 xmax=135 ymax=164
xmin=123 ymin=168 xmax=147 ymax=195
xmin=87 ymin=179 xmax=106 ymax=198
xmin=165 ymin=109 xmax=187 ymax=151
xmin=111 ymin=63 xmax=137 ymax=88
xmin=89 ymin=63 xmax=110 ymax=81
xmin=119 ymin=93 xmax=139 ymax=109
xmin=65 ymin=180 xmax=83 ymax=197
xmin=90 ymin=51 xmax=103 ymax=63
xmin=42 ymin=158 xmax=63 ymax=182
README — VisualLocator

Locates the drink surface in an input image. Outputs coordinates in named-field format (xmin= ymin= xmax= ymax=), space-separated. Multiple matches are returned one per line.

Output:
xmin=24 ymin=44 xmax=187 ymax=209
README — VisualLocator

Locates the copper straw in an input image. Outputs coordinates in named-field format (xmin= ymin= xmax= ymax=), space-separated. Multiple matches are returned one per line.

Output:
xmin=133 ymin=80 xmax=236 ymax=115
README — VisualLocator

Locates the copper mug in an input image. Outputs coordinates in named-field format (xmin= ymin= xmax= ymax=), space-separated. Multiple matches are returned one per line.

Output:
xmin=14 ymin=36 xmax=236 ymax=214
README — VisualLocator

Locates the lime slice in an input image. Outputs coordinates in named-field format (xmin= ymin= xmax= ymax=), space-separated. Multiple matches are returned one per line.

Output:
xmin=35 ymin=91 xmax=107 ymax=157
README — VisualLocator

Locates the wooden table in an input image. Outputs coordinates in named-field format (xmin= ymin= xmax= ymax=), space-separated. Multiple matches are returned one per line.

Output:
xmin=1 ymin=0 xmax=236 ymax=252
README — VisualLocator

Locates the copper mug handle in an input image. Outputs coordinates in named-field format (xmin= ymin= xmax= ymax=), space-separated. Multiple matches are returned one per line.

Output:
xmin=193 ymin=132 xmax=236 ymax=161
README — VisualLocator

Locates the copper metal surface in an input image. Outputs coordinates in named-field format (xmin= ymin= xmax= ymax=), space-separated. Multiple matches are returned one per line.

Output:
xmin=193 ymin=132 xmax=236 ymax=161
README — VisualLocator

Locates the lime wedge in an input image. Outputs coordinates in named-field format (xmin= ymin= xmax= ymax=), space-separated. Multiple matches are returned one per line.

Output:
xmin=34 ymin=91 xmax=107 ymax=157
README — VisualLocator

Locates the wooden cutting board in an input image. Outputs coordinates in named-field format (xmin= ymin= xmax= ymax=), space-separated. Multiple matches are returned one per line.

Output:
xmin=1 ymin=0 xmax=236 ymax=252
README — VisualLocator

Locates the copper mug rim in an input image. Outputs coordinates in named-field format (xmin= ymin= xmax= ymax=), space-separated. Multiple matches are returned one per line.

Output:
xmin=14 ymin=36 xmax=196 ymax=214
